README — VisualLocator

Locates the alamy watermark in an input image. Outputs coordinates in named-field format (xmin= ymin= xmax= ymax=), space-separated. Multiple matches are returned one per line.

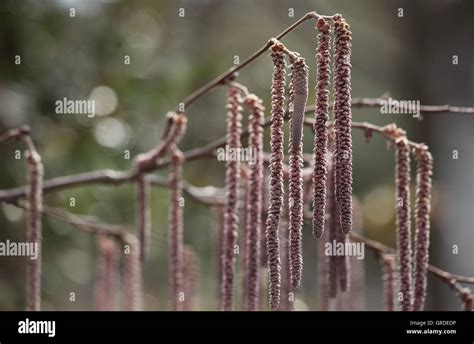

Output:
xmin=217 ymin=145 xmax=256 ymax=164
xmin=0 ymin=240 xmax=39 ymax=260
xmin=18 ymin=318 xmax=55 ymax=337
xmin=55 ymin=97 xmax=96 ymax=118
xmin=380 ymin=97 xmax=420 ymax=118
xmin=324 ymin=240 xmax=365 ymax=260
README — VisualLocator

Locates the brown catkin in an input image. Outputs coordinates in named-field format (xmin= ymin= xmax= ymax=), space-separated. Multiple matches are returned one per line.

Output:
xmin=137 ymin=174 xmax=151 ymax=263
xmin=243 ymin=95 xmax=264 ymax=311
xmin=312 ymin=18 xmax=331 ymax=239
xmin=122 ymin=234 xmax=142 ymax=311
xmin=326 ymin=151 xmax=339 ymax=299
xmin=342 ymin=198 xmax=366 ymax=311
xmin=212 ymin=204 xmax=225 ymax=310
xmin=395 ymin=138 xmax=413 ymax=311
xmin=240 ymin=166 xmax=250 ymax=308
xmin=318 ymin=231 xmax=330 ymax=311
xmin=279 ymin=216 xmax=294 ymax=311
xmin=25 ymin=148 xmax=43 ymax=311
xmin=279 ymin=175 xmax=294 ymax=311
xmin=333 ymin=15 xmax=353 ymax=235
xmin=95 ymin=235 xmax=119 ymax=311
xmin=288 ymin=56 xmax=308 ymax=289
xmin=169 ymin=149 xmax=185 ymax=311
xmin=183 ymin=246 xmax=199 ymax=311
xmin=382 ymin=254 xmax=397 ymax=312
xmin=336 ymin=198 xmax=365 ymax=310
xmin=336 ymin=221 xmax=350 ymax=292
xmin=413 ymin=146 xmax=433 ymax=311
xmin=289 ymin=57 xmax=309 ymax=151
xmin=221 ymin=86 xmax=242 ymax=311
xmin=265 ymin=43 xmax=286 ymax=310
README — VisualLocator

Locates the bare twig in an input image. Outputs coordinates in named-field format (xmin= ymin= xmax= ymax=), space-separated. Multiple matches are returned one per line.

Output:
xmin=136 ymin=174 xmax=151 ymax=263
xmin=95 ymin=235 xmax=119 ymax=311
xmin=23 ymin=134 xmax=43 ymax=311
xmin=0 ymin=125 xmax=31 ymax=144
xmin=305 ymin=97 xmax=474 ymax=115
xmin=15 ymin=201 xmax=130 ymax=239
xmin=0 ymin=118 xmax=428 ymax=204
xmin=349 ymin=232 xmax=474 ymax=293
xmin=160 ymin=11 xmax=334 ymax=138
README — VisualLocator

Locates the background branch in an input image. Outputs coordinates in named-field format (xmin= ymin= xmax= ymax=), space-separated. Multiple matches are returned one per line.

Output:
xmin=0 ymin=114 xmax=420 ymax=203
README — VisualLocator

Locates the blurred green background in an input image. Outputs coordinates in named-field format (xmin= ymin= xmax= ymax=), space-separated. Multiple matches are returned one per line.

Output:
xmin=0 ymin=0 xmax=473 ymax=311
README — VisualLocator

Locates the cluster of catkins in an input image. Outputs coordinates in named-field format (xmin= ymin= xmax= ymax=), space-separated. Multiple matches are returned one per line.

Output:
xmin=17 ymin=14 xmax=441 ymax=313
xmin=394 ymin=141 xmax=433 ymax=311
xmin=217 ymin=15 xmax=357 ymax=310
xmin=220 ymin=85 xmax=268 ymax=311
xmin=261 ymin=15 xmax=354 ymax=310
xmin=8 ymin=11 xmax=442 ymax=313
xmin=191 ymin=16 xmax=353 ymax=311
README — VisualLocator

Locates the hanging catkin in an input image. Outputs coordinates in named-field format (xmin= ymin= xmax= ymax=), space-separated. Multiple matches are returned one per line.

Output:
xmin=312 ymin=17 xmax=331 ymax=239
xmin=320 ymin=132 xmax=336 ymax=309
xmin=336 ymin=198 xmax=364 ymax=310
xmin=288 ymin=56 xmax=308 ymax=289
xmin=413 ymin=145 xmax=433 ymax=311
xmin=212 ymin=204 xmax=225 ymax=310
xmin=137 ymin=174 xmax=151 ymax=263
xmin=95 ymin=235 xmax=118 ymax=311
xmin=183 ymin=246 xmax=199 ymax=311
xmin=289 ymin=56 xmax=308 ymax=152
xmin=25 ymin=147 xmax=43 ymax=311
xmin=278 ymin=173 xmax=293 ymax=311
xmin=318 ymin=232 xmax=330 ymax=311
xmin=243 ymin=94 xmax=264 ymax=311
xmin=335 ymin=221 xmax=350 ymax=292
xmin=122 ymin=234 xmax=142 ymax=311
xmin=265 ymin=43 xmax=286 ymax=310
xmin=332 ymin=15 xmax=353 ymax=235
xmin=240 ymin=164 xmax=250 ymax=308
xmin=221 ymin=86 xmax=242 ymax=311
xmin=169 ymin=149 xmax=185 ymax=311
xmin=279 ymin=216 xmax=294 ymax=311
xmin=325 ymin=151 xmax=339 ymax=299
xmin=395 ymin=138 xmax=413 ymax=311
xmin=382 ymin=254 xmax=397 ymax=312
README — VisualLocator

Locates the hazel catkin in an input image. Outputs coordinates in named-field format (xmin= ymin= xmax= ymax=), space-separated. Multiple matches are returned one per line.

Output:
xmin=312 ymin=17 xmax=331 ymax=239
xmin=332 ymin=15 xmax=353 ymax=235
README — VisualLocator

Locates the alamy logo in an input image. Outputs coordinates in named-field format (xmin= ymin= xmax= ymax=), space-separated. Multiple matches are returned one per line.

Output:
xmin=380 ymin=97 xmax=420 ymax=118
xmin=55 ymin=97 xmax=96 ymax=118
xmin=18 ymin=318 xmax=55 ymax=337
xmin=0 ymin=240 xmax=38 ymax=260
xmin=216 ymin=145 xmax=256 ymax=163
xmin=324 ymin=240 xmax=365 ymax=260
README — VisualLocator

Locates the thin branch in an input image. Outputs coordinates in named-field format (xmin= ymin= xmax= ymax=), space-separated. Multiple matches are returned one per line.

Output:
xmin=15 ymin=201 xmax=130 ymax=239
xmin=160 ymin=11 xmax=334 ymax=138
xmin=0 ymin=171 xmax=224 ymax=205
xmin=305 ymin=97 xmax=474 ymax=115
xmin=171 ymin=11 xmax=330 ymax=115
xmin=22 ymin=133 xmax=43 ymax=311
xmin=0 ymin=125 xmax=30 ymax=144
xmin=0 ymin=117 xmax=423 ymax=203
xmin=349 ymin=232 xmax=474 ymax=291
